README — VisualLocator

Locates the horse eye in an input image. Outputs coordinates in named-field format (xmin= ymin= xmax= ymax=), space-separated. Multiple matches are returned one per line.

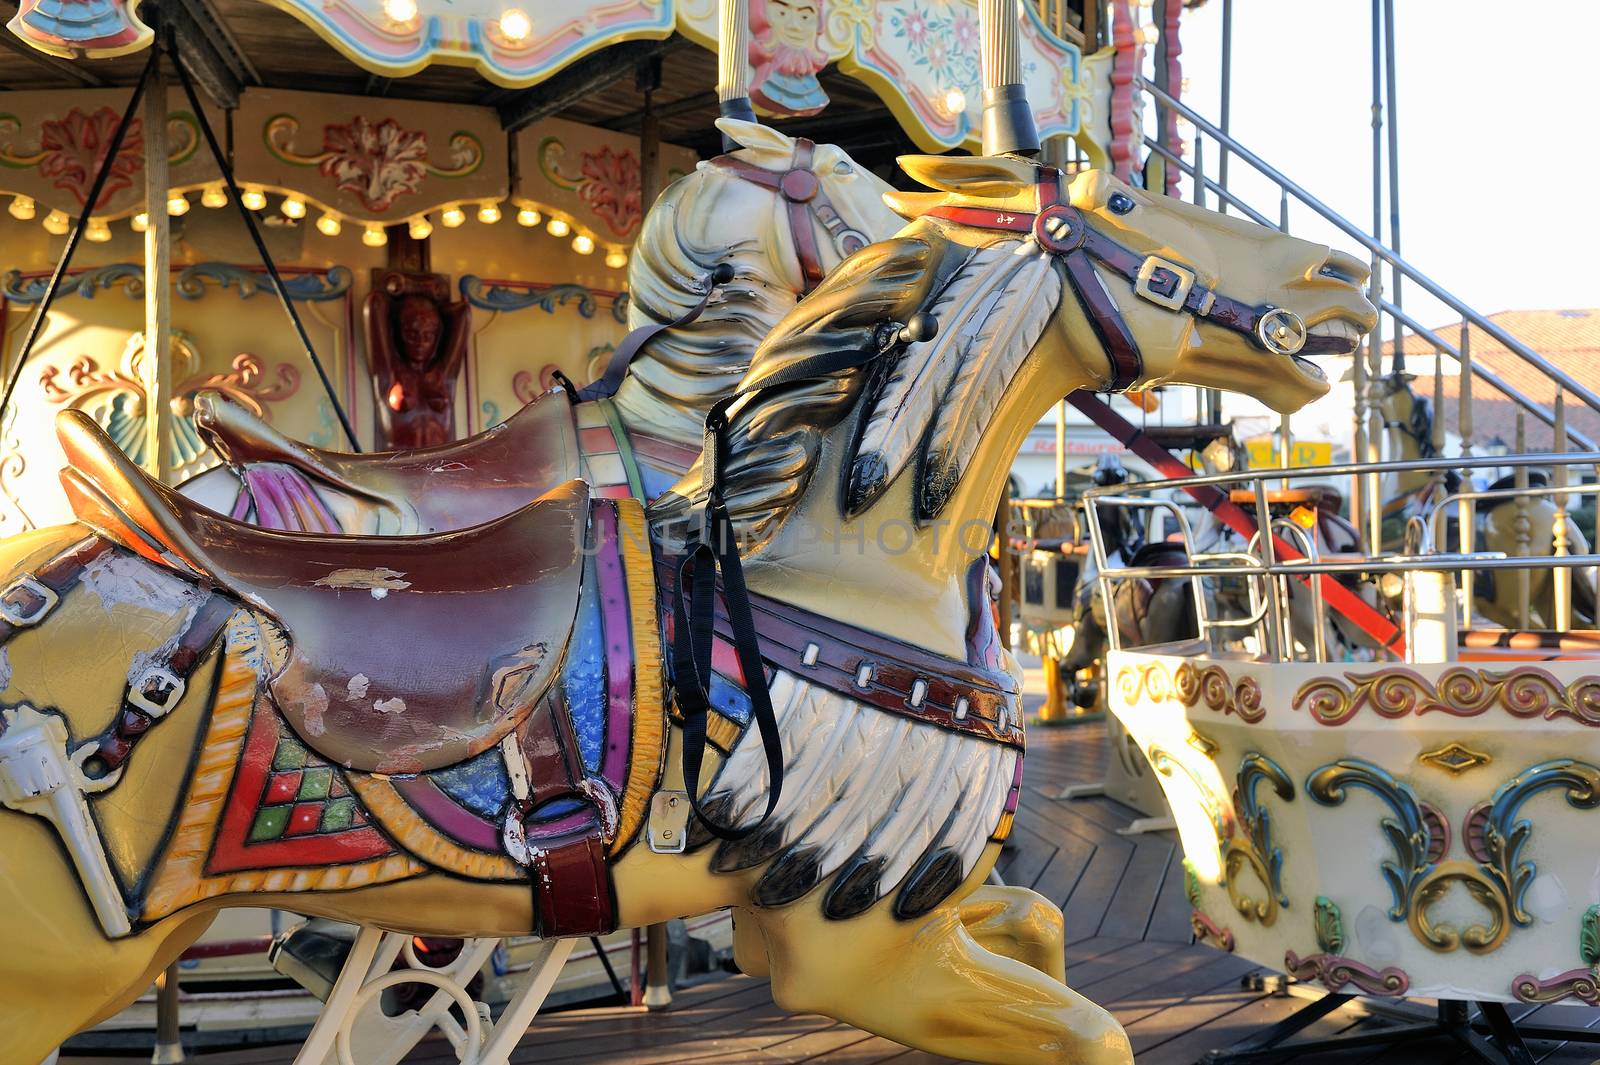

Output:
xmin=1108 ymin=193 xmax=1136 ymax=215
xmin=833 ymin=162 xmax=853 ymax=176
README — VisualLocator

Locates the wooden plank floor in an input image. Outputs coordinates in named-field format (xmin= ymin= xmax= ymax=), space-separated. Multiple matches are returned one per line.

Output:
xmin=62 ymin=708 xmax=1600 ymax=1064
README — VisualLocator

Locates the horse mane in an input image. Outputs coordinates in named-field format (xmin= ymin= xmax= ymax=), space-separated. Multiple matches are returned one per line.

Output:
xmin=616 ymin=168 xmax=796 ymax=441
xmin=651 ymin=153 xmax=1074 ymax=548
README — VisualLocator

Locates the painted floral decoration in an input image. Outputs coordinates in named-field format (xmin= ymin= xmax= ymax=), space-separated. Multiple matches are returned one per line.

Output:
xmin=578 ymin=145 xmax=641 ymax=238
xmin=319 ymin=116 xmax=429 ymax=212
xmin=38 ymin=106 xmax=144 ymax=209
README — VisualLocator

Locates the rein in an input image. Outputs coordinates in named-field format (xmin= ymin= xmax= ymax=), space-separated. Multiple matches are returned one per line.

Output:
xmin=924 ymin=169 xmax=1340 ymax=392
xmin=710 ymin=138 xmax=870 ymax=295
xmin=673 ymin=315 xmax=935 ymax=839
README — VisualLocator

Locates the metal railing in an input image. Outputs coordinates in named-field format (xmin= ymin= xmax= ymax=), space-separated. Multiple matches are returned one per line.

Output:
xmin=1082 ymin=454 xmax=1600 ymax=665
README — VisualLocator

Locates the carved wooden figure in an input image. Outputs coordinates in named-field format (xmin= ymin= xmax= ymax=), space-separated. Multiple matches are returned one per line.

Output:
xmin=365 ymin=270 xmax=472 ymax=450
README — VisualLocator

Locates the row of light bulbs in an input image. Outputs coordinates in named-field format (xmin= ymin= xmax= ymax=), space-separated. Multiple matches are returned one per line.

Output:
xmin=379 ymin=0 xmax=532 ymax=45
xmin=8 ymin=187 xmax=629 ymax=269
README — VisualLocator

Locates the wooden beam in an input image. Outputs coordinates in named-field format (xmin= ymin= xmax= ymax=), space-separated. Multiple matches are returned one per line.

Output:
xmin=0 ymin=1 xmax=108 ymax=86
xmin=163 ymin=3 xmax=242 ymax=108
xmin=174 ymin=0 xmax=258 ymax=86
xmin=496 ymin=36 xmax=688 ymax=132
xmin=601 ymin=90 xmax=717 ymax=131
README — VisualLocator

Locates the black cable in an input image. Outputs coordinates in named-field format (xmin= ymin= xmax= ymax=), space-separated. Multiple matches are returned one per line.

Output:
xmin=165 ymin=36 xmax=362 ymax=451
xmin=0 ymin=50 xmax=158 ymax=426
xmin=589 ymin=935 xmax=628 ymax=1000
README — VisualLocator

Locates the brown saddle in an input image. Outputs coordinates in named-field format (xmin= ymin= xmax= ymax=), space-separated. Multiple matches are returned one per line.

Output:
xmin=193 ymin=389 xmax=579 ymax=534
xmin=57 ymin=409 xmax=588 ymax=774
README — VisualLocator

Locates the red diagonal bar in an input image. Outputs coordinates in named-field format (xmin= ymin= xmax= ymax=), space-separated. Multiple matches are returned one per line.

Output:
xmin=1067 ymin=394 xmax=1405 ymax=656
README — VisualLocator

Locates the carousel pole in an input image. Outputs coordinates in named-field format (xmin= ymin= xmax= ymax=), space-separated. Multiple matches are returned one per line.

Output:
xmin=638 ymin=59 xmax=662 ymax=214
xmin=1553 ymin=393 xmax=1571 ymax=631
xmin=717 ymin=0 xmax=757 ymax=147
xmin=978 ymin=0 xmax=1040 ymax=156
xmin=0 ymin=51 xmax=155 ymax=425
xmin=142 ymin=52 xmax=174 ymax=481
xmin=1363 ymin=0 xmax=1385 ymax=550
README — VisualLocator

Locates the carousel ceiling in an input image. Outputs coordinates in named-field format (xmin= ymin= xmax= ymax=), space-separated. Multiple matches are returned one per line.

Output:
xmin=0 ymin=0 xmax=1096 ymax=155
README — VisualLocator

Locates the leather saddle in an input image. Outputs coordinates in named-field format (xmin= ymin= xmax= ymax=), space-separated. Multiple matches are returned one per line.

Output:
xmin=193 ymin=389 xmax=579 ymax=534
xmin=57 ymin=409 xmax=588 ymax=774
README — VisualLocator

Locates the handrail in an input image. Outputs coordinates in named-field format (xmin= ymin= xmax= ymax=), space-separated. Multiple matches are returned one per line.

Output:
xmin=1139 ymin=79 xmax=1600 ymax=420
xmin=1378 ymin=298 xmax=1598 ymax=451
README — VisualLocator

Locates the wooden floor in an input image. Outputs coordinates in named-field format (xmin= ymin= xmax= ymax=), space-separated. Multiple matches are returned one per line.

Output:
xmin=62 ymin=709 xmax=1600 ymax=1064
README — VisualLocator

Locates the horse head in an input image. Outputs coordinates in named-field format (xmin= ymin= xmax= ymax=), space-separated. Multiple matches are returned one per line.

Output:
xmin=615 ymin=119 xmax=902 ymax=443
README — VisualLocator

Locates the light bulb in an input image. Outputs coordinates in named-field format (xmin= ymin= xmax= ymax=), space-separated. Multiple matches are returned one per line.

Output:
xmin=604 ymin=248 xmax=627 ymax=269
xmin=280 ymin=197 xmax=306 ymax=220
xmin=362 ymin=224 xmax=387 ymax=247
xmin=85 ymin=218 xmax=111 ymax=242
xmin=499 ymin=8 xmax=532 ymax=42
xmin=571 ymin=233 xmax=594 ymax=255
xmin=201 ymin=184 xmax=227 ymax=208
xmin=8 ymin=195 xmax=35 ymax=220
xmin=167 ymin=193 xmax=190 ymax=216
xmin=477 ymin=201 xmax=502 ymax=224
xmin=516 ymin=205 xmax=541 ymax=227
xmin=409 ymin=216 xmax=433 ymax=240
xmin=440 ymin=204 xmax=466 ymax=228
xmin=943 ymin=88 xmax=967 ymax=115
xmin=383 ymin=0 xmax=418 ymax=22
xmin=240 ymin=186 xmax=267 ymax=211
xmin=42 ymin=209 xmax=71 ymax=235
xmin=1143 ymin=24 xmax=1160 ymax=45
xmin=316 ymin=212 xmax=342 ymax=236
xmin=547 ymin=217 xmax=570 ymax=238
xmin=130 ymin=212 xmax=149 ymax=232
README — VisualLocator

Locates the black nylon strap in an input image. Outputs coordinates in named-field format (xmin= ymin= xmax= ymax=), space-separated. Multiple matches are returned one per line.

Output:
xmin=578 ymin=264 xmax=733 ymax=402
xmin=673 ymin=329 xmax=907 ymax=838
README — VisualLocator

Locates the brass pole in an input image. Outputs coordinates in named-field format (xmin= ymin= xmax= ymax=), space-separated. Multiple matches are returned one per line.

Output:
xmin=152 ymin=962 xmax=184 ymax=1064
xmin=643 ymin=923 xmax=671 ymax=1009
xmin=142 ymin=54 xmax=173 ymax=481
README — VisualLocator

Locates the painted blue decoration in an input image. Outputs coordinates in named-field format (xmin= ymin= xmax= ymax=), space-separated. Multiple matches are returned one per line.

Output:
xmin=175 ymin=263 xmax=353 ymax=302
xmin=532 ymin=797 xmax=586 ymax=822
xmin=563 ymin=559 xmax=608 ymax=774
xmin=432 ymin=747 xmax=511 ymax=820
xmin=459 ymin=276 xmax=598 ymax=317
xmin=3 ymin=263 xmax=144 ymax=303
xmin=710 ymin=670 xmax=752 ymax=726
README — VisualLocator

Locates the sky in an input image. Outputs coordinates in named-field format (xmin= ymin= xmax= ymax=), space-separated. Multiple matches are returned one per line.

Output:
xmin=1172 ymin=0 xmax=1599 ymax=325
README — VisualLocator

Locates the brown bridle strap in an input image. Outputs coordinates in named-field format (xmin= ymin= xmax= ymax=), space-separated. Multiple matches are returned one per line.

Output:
xmin=923 ymin=169 xmax=1342 ymax=391
xmin=710 ymin=138 xmax=868 ymax=295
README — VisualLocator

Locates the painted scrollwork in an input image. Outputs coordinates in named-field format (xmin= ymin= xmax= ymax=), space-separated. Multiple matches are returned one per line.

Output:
xmin=3 ymin=263 xmax=144 ymax=302
xmin=1114 ymin=661 xmax=1264 ymax=723
xmin=1295 ymin=667 xmax=1600 ymax=727
xmin=1480 ymin=759 xmax=1600 ymax=927
xmin=1182 ymin=862 xmax=1237 ymax=953
xmin=458 ymin=277 xmax=600 ymax=318
xmin=1513 ymin=905 xmax=1600 ymax=1005
xmin=38 ymin=332 xmax=300 ymax=482
xmin=1224 ymin=752 xmax=1293 ymax=927
xmin=265 ymin=114 xmax=482 ymax=211
xmin=175 ymin=263 xmax=353 ymax=302
xmin=1306 ymin=759 xmax=1433 ymax=923
xmin=1146 ymin=744 xmax=1232 ymax=844
xmin=1283 ymin=895 xmax=1410 ymax=995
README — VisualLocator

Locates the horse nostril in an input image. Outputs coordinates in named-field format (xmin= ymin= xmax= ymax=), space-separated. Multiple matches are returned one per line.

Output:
xmin=1317 ymin=251 xmax=1368 ymax=286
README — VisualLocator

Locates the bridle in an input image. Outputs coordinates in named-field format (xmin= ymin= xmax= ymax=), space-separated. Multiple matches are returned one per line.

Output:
xmin=924 ymin=168 xmax=1340 ymax=393
xmin=710 ymin=137 xmax=871 ymax=294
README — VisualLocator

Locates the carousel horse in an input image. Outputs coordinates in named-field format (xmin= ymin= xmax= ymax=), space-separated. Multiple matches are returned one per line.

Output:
xmin=180 ymin=118 xmax=904 ymax=532
xmin=1377 ymin=372 xmax=1597 ymax=628
xmin=0 ymin=152 xmax=1374 ymax=1065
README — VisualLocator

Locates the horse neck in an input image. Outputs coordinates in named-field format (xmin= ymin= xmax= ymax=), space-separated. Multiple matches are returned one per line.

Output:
xmin=609 ymin=175 xmax=818 ymax=450
xmin=1382 ymin=405 xmax=1434 ymax=501
xmin=742 ymin=297 xmax=1098 ymax=658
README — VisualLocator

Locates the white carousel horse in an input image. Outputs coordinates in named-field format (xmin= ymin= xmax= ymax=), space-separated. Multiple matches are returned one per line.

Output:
xmin=0 ymin=151 xmax=1374 ymax=1065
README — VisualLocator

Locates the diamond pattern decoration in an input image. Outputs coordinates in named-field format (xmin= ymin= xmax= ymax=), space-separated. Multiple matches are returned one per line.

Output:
xmin=247 ymin=729 xmax=364 ymax=842
xmin=1418 ymin=741 xmax=1493 ymax=776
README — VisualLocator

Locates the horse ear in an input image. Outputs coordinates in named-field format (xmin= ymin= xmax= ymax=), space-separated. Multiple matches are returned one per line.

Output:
xmin=881 ymin=189 xmax=946 ymax=220
xmin=897 ymin=154 xmax=1038 ymax=195
xmin=714 ymin=117 xmax=795 ymax=159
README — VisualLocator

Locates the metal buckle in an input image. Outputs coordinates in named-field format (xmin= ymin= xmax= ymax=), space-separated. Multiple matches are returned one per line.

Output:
xmin=1255 ymin=307 xmax=1308 ymax=355
xmin=648 ymin=791 xmax=690 ymax=854
xmin=1134 ymin=256 xmax=1196 ymax=311
xmin=0 ymin=576 xmax=58 ymax=627
xmin=127 ymin=666 xmax=185 ymax=719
